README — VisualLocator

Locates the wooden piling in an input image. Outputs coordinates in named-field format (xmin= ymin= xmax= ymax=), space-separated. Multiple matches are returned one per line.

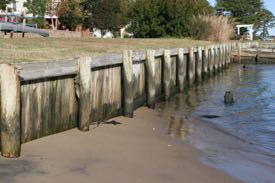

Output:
xmin=188 ymin=47 xmax=195 ymax=85
xmin=0 ymin=64 xmax=21 ymax=158
xmin=216 ymin=45 xmax=221 ymax=71
xmin=164 ymin=50 xmax=171 ymax=101
xmin=238 ymin=43 xmax=242 ymax=63
xmin=221 ymin=44 xmax=225 ymax=69
xmin=177 ymin=48 xmax=186 ymax=92
xmin=214 ymin=46 xmax=217 ymax=72
xmin=218 ymin=45 xmax=222 ymax=70
xmin=209 ymin=46 xmax=214 ymax=74
xmin=122 ymin=50 xmax=134 ymax=118
xmin=225 ymin=44 xmax=230 ymax=67
xmin=146 ymin=50 xmax=156 ymax=109
xmin=223 ymin=44 xmax=227 ymax=68
xmin=196 ymin=46 xmax=202 ymax=82
xmin=203 ymin=46 xmax=209 ymax=77
xmin=78 ymin=57 xmax=92 ymax=131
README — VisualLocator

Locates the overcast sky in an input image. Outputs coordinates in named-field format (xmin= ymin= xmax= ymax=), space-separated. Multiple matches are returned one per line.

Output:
xmin=208 ymin=0 xmax=275 ymax=35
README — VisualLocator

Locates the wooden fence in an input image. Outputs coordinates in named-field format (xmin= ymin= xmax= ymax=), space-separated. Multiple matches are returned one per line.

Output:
xmin=0 ymin=42 xmax=258 ymax=158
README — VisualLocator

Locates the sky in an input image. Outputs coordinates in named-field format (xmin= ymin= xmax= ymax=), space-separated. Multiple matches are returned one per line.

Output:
xmin=208 ymin=0 xmax=275 ymax=35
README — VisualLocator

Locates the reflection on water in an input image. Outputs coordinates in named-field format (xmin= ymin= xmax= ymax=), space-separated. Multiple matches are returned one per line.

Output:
xmin=166 ymin=116 xmax=192 ymax=140
xmin=157 ymin=65 xmax=275 ymax=156
xmin=155 ymin=65 xmax=275 ymax=183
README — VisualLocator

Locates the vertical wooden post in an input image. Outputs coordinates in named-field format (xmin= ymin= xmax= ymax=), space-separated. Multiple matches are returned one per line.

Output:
xmin=0 ymin=64 xmax=21 ymax=158
xmin=203 ymin=46 xmax=209 ymax=78
xmin=209 ymin=45 xmax=214 ymax=74
xmin=218 ymin=45 xmax=222 ymax=70
xmin=220 ymin=44 xmax=225 ymax=69
xmin=146 ymin=50 xmax=156 ymax=109
xmin=214 ymin=45 xmax=218 ymax=72
xmin=177 ymin=48 xmax=186 ymax=92
xmin=78 ymin=57 xmax=92 ymax=131
xmin=224 ymin=44 xmax=227 ymax=68
xmin=163 ymin=50 xmax=171 ymax=101
xmin=188 ymin=47 xmax=195 ymax=85
xmin=196 ymin=46 xmax=202 ymax=82
xmin=122 ymin=50 xmax=134 ymax=118
xmin=226 ymin=44 xmax=230 ymax=67
xmin=238 ymin=43 xmax=242 ymax=63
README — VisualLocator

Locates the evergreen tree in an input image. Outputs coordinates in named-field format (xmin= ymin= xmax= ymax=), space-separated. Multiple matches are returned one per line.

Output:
xmin=82 ymin=0 xmax=130 ymax=36
xmin=128 ymin=0 xmax=212 ymax=38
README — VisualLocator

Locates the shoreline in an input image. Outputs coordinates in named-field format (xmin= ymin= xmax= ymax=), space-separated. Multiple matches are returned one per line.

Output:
xmin=0 ymin=107 xmax=240 ymax=183
xmin=185 ymin=115 xmax=275 ymax=183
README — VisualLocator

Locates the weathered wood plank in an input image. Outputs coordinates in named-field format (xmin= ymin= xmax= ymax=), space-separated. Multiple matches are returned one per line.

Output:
xmin=155 ymin=57 xmax=163 ymax=97
xmin=214 ymin=45 xmax=219 ymax=72
xmin=0 ymin=64 xmax=21 ymax=158
xmin=21 ymin=77 xmax=77 ymax=143
xmin=146 ymin=50 xmax=156 ymax=108
xmin=203 ymin=46 xmax=209 ymax=77
xmin=164 ymin=50 xmax=171 ymax=101
xmin=196 ymin=46 xmax=203 ymax=82
xmin=209 ymin=45 xmax=214 ymax=74
xmin=170 ymin=56 xmax=177 ymax=89
xmin=17 ymin=48 xmax=192 ymax=82
xmin=78 ymin=57 xmax=93 ymax=131
xmin=122 ymin=50 xmax=134 ymax=118
xmin=133 ymin=63 xmax=146 ymax=100
xmin=188 ymin=47 xmax=195 ymax=85
xmin=89 ymin=66 xmax=122 ymax=122
xmin=177 ymin=48 xmax=186 ymax=92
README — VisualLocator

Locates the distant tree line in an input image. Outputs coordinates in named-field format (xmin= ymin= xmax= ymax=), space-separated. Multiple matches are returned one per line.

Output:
xmin=1 ymin=0 xmax=275 ymax=37
xmin=60 ymin=0 xmax=213 ymax=38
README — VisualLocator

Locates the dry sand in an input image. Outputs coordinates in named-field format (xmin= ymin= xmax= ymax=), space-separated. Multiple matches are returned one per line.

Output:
xmin=0 ymin=107 xmax=241 ymax=183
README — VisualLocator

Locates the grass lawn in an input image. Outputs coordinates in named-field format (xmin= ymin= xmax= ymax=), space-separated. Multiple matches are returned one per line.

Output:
xmin=0 ymin=38 xmax=212 ymax=63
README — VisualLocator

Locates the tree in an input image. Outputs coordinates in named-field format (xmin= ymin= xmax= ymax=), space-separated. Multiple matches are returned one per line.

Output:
xmin=24 ymin=0 xmax=46 ymax=27
xmin=58 ymin=0 xmax=83 ymax=30
xmin=216 ymin=0 xmax=275 ymax=35
xmin=46 ymin=0 xmax=62 ymax=30
xmin=82 ymin=0 xmax=131 ymax=36
xmin=128 ymin=0 xmax=213 ymax=38
xmin=0 ymin=0 xmax=11 ymax=10
xmin=256 ymin=9 xmax=275 ymax=36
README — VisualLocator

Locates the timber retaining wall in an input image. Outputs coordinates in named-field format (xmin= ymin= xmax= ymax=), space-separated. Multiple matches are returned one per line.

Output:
xmin=0 ymin=41 xmax=258 ymax=158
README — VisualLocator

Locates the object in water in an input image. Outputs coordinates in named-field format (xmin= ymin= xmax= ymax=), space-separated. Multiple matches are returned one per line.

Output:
xmin=224 ymin=91 xmax=234 ymax=104
xmin=201 ymin=115 xmax=220 ymax=119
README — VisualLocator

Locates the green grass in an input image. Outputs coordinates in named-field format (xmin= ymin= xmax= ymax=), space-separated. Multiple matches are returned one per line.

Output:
xmin=0 ymin=38 xmax=212 ymax=63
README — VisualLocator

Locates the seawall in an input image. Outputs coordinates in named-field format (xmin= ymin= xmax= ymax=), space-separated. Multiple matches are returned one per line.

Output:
xmin=0 ymin=41 xmax=258 ymax=158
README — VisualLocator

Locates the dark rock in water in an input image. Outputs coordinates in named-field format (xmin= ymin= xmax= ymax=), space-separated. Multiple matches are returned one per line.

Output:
xmin=224 ymin=91 xmax=234 ymax=104
xmin=201 ymin=115 xmax=220 ymax=119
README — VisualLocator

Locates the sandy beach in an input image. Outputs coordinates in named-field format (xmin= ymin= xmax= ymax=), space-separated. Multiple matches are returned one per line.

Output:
xmin=0 ymin=107 xmax=241 ymax=183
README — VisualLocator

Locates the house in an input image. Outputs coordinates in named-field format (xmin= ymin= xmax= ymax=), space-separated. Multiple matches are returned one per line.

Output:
xmin=0 ymin=0 xmax=59 ymax=27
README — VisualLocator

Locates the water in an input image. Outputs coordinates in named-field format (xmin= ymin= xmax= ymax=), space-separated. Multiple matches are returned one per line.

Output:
xmin=156 ymin=65 xmax=275 ymax=183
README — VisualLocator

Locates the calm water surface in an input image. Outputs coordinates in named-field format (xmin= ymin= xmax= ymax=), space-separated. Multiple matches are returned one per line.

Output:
xmin=156 ymin=65 xmax=275 ymax=183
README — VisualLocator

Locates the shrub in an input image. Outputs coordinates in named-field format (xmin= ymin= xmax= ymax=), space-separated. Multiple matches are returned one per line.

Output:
xmin=192 ymin=16 xmax=234 ymax=42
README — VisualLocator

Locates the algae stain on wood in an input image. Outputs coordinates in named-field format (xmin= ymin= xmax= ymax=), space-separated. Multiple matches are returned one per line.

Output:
xmin=90 ymin=65 xmax=122 ymax=122
xmin=133 ymin=62 xmax=146 ymax=107
xmin=21 ymin=77 xmax=77 ymax=143
xmin=0 ymin=64 xmax=21 ymax=158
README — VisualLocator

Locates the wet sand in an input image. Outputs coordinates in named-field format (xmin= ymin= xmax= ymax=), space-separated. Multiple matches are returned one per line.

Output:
xmin=0 ymin=107 xmax=241 ymax=183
